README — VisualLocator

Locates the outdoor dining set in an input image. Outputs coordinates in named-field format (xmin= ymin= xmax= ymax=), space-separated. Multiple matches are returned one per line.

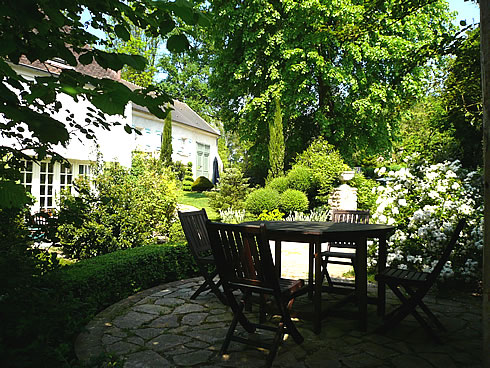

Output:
xmin=178 ymin=209 xmax=466 ymax=367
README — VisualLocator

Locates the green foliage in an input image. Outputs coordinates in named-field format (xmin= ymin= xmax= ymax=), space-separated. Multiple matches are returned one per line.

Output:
xmin=279 ymin=189 xmax=309 ymax=214
xmin=0 ymin=0 xmax=203 ymax=206
xmin=208 ymin=0 xmax=456 ymax=181
xmin=349 ymin=173 xmax=378 ymax=213
xmin=57 ymin=157 xmax=178 ymax=259
xmin=286 ymin=166 xmax=314 ymax=194
xmin=207 ymin=167 xmax=250 ymax=211
xmin=183 ymin=162 xmax=194 ymax=191
xmin=257 ymin=209 xmax=284 ymax=221
xmin=51 ymin=243 xmax=198 ymax=311
xmin=160 ymin=108 xmax=173 ymax=166
xmin=245 ymin=188 xmax=280 ymax=215
xmin=0 ymin=242 xmax=197 ymax=367
xmin=441 ymin=27 xmax=482 ymax=168
xmin=266 ymin=176 xmax=289 ymax=194
xmin=268 ymin=97 xmax=285 ymax=180
xmin=393 ymin=96 xmax=459 ymax=164
xmin=294 ymin=138 xmax=350 ymax=204
xmin=191 ymin=176 xmax=214 ymax=192
xmin=172 ymin=160 xmax=187 ymax=181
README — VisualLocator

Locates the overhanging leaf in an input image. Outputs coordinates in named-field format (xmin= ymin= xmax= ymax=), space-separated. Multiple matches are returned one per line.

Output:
xmin=167 ymin=34 xmax=189 ymax=53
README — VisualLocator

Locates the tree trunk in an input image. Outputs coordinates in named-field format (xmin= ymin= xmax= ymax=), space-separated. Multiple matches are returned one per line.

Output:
xmin=481 ymin=1 xmax=489 ymax=367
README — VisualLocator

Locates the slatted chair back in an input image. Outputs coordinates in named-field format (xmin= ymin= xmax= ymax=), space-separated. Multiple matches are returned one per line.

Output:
xmin=425 ymin=218 xmax=466 ymax=287
xmin=332 ymin=209 xmax=370 ymax=224
xmin=178 ymin=209 xmax=211 ymax=260
xmin=331 ymin=209 xmax=370 ymax=248
xmin=206 ymin=221 xmax=279 ymax=294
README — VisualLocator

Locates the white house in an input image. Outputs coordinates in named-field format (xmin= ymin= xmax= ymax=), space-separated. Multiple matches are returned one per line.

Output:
xmin=3 ymin=57 xmax=221 ymax=213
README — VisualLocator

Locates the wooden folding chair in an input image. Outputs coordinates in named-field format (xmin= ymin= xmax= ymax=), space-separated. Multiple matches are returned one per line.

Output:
xmin=321 ymin=209 xmax=370 ymax=290
xmin=375 ymin=219 xmax=466 ymax=341
xmin=178 ymin=209 xmax=227 ymax=305
xmin=206 ymin=221 xmax=307 ymax=368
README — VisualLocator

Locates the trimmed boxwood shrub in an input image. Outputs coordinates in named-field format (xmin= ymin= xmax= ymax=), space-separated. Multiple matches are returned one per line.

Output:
xmin=50 ymin=243 xmax=199 ymax=310
xmin=266 ymin=176 xmax=289 ymax=193
xmin=191 ymin=176 xmax=214 ymax=192
xmin=245 ymin=188 xmax=280 ymax=215
xmin=286 ymin=166 xmax=314 ymax=194
xmin=279 ymin=189 xmax=309 ymax=213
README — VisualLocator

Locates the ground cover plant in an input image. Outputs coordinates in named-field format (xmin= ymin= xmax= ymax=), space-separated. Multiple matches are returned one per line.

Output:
xmin=371 ymin=159 xmax=483 ymax=284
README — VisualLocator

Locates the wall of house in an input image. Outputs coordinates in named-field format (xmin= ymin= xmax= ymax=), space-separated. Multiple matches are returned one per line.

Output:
xmin=132 ymin=110 xmax=222 ymax=180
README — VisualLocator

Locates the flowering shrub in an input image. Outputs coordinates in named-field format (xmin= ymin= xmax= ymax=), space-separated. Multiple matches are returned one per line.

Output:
xmin=371 ymin=160 xmax=483 ymax=283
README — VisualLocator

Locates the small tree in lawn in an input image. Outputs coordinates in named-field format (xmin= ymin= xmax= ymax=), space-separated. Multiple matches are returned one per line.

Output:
xmin=160 ymin=107 xmax=173 ymax=166
xmin=268 ymin=97 xmax=284 ymax=181
xmin=182 ymin=162 xmax=194 ymax=191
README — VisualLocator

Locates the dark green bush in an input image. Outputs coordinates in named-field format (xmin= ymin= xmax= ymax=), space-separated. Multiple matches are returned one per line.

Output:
xmin=191 ymin=176 xmax=214 ymax=192
xmin=286 ymin=166 xmax=314 ymax=194
xmin=279 ymin=189 xmax=309 ymax=213
xmin=207 ymin=167 xmax=251 ymax=210
xmin=266 ymin=176 xmax=289 ymax=193
xmin=245 ymin=188 xmax=280 ymax=215
xmin=50 ymin=243 xmax=198 ymax=310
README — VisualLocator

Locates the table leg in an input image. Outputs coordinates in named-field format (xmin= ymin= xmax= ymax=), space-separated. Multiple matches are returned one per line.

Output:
xmin=377 ymin=235 xmax=387 ymax=317
xmin=308 ymin=242 xmax=314 ymax=299
xmin=275 ymin=240 xmax=281 ymax=278
xmin=356 ymin=237 xmax=368 ymax=331
xmin=314 ymin=238 xmax=322 ymax=334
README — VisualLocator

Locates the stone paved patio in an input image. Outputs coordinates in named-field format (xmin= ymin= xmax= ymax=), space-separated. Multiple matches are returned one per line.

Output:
xmin=75 ymin=275 xmax=482 ymax=367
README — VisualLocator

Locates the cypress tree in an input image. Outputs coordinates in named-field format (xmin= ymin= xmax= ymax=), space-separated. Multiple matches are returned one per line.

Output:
xmin=160 ymin=107 xmax=173 ymax=166
xmin=268 ymin=97 xmax=285 ymax=180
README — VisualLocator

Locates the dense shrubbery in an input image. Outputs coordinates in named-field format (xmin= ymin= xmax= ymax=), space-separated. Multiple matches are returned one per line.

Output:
xmin=285 ymin=166 xmax=314 ymax=194
xmin=371 ymin=159 xmax=483 ymax=283
xmin=266 ymin=176 xmax=289 ymax=193
xmin=0 ymin=242 xmax=197 ymax=367
xmin=57 ymin=156 xmax=178 ymax=259
xmin=191 ymin=176 xmax=214 ymax=191
xmin=294 ymin=137 xmax=349 ymax=205
xmin=245 ymin=188 xmax=280 ymax=215
xmin=279 ymin=189 xmax=309 ymax=214
xmin=207 ymin=167 xmax=250 ymax=211
xmin=349 ymin=173 xmax=378 ymax=213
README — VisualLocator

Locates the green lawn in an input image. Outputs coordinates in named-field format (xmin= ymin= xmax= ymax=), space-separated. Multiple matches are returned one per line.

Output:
xmin=177 ymin=191 xmax=220 ymax=220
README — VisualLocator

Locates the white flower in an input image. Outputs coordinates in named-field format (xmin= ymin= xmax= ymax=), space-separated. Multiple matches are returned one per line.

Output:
xmin=451 ymin=182 xmax=460 ymax=190
xmin=398 ymin=198 xmax=407 ymax=206
xmin=392 ymin=207 xmax=399 ymax=215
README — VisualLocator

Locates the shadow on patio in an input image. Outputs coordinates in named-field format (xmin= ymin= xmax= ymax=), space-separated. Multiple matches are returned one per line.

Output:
xmin=75 ymin=276 xmax=482 ymax=368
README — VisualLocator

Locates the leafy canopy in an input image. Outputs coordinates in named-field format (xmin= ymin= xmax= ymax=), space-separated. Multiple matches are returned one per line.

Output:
xmin=207 ymin=0 xmax=457 ymax=180
xmin=0 ymin=0 xmax=206 ymax=207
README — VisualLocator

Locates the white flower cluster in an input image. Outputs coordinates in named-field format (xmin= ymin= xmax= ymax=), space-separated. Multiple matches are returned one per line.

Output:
xmin=370 ymin=160 xmax=483 ymax=282
xmin=219 ymin=208 xmax=246 ymax=224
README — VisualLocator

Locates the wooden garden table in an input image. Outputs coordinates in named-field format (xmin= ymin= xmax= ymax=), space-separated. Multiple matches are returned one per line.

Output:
xmin=241 ymin=220 xmax=395 ymax=334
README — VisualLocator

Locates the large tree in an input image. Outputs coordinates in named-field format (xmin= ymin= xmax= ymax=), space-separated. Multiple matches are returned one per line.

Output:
xmin=0 ymin=0 xmax=205 ymax=208
xmin=207 ymin=0 xmax=456 ymax=180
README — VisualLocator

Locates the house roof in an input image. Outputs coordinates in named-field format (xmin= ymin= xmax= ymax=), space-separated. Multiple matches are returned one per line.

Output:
xmin=17 ymin=56 xmax=220 ymax=136
xmin=132 ymin=100 xmax=220 ymax=136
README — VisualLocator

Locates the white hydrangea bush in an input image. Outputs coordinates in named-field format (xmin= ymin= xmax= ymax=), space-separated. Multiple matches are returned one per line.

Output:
xmin=370 ymin=160 xmax=483 ymax=283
